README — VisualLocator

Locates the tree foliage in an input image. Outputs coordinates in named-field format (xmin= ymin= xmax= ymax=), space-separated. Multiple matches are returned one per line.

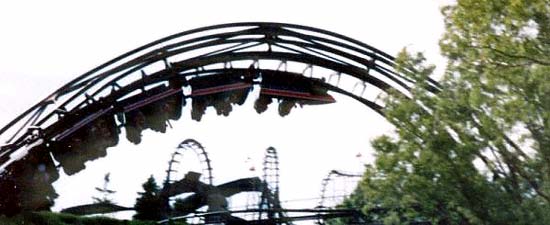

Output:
xmin=343 ymin=0 xmax=550 ymax=224
xmin=133 ymin=176 xmax=163 ymax=221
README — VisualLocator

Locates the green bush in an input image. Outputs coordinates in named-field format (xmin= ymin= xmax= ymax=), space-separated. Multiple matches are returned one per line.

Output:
xmin=0 ymin=211 xmax=184 ymax=225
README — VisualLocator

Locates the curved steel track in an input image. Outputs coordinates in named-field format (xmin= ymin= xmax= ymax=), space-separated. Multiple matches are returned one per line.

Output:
xmin=0 ymin=22 xmax=439 ymax=215
xmin=165 ymin=138 xmax=214 ymax=186
xmin=317 ymin=170 xmax=362 ymax=209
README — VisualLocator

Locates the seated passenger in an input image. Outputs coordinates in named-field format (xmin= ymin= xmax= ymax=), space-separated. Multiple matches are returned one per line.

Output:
xmin=278 ymin=99 xmax=296 ymax=117
xmin=142 ymin=103 xmax=167 ymax=133
xmin=52 ymin=118 xmax=115 ymax=176
xmin=212 ymin=96 xmax=232 ymax=116
xmin=85 ymin=115 xmax=119 ymax=159
xmin=6 ymin=145 xmax=59 ymax=211
xmin=189 ymin=71 xmax=253 ymax=120
xmin=254 ymin=95 xmax=273 ymax=114
xmin=121 ymin=84 xmax=184 ymax=141
xmin=49 ymin=104 xmax=118 ymax=175
xmin=191 ymin=97 xmax=207 ymax=122
xmin=125 ymin=110 xmax=146 ymax=144
xmin=255 ymin=70 xmax=335 ymax=117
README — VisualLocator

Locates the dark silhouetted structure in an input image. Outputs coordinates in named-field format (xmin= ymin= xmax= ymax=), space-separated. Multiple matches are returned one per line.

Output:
xmin=0 ymin=22 xmax=440 ymax=216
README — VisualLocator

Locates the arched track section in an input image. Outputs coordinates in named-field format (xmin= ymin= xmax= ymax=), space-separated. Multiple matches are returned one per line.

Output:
xmin=316 ymin=170 xmax=362 ymax=225
xmin=0 ymin=22 xmax=440 ymax=214
xmin=164 ymin=138 xmax=214 ymax=187
xmin=258 ymin=147 xmax=287 ymax=223
xmin=317 ymin=170 xmax=362 ymax=209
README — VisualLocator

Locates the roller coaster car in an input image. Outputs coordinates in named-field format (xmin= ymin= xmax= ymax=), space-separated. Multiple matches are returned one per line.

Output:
xmin=120 ymin=83 xmax=184 ymax=144
xmin=189 ymin=72 xmax=253 ymax=121
xmin=254 ymin=70 xmax=336 ymax=117
xmin=0 ymin=145 xmax=59 ymax=214
xmin=47 ymin=101 xmax=119 ymax=175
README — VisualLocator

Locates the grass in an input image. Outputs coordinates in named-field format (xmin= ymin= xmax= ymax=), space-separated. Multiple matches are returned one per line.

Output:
xmin=0 ymin=211 xmax=187 ymax=225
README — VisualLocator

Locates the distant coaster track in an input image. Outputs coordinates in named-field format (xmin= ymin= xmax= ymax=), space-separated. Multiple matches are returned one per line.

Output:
xmin=165 ymin=138 xmax=213 ymax=186
xmin=258 ymin=147 xmax=283 ymax=221
xmin=0 ymin=22 xmax=440 ymax=215
xmin=317 ymin=170 xmax=363 ymax=209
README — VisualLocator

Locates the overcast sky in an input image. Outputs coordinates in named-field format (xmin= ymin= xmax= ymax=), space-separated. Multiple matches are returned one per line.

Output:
xmin=0 ymin=1 xmax=450 ymax=223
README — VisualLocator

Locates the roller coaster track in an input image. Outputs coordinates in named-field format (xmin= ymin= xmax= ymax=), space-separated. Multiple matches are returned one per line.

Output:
xmin=160 ymin=208 xmax=364 ymax=225
xmin=0 ymin=22 xmax=439 ymax=164
xmin=0 ymin=22 xmax=440 ymax=217
xmin=318 ymin=170 xmax=362 ymax=209
xmin=258 ymin=146 xmax=285 ymax=222
xmin=159 ymin=208 xmax=431 ymax=225
xmin=165 ymin=138 xmax=213 ymax=186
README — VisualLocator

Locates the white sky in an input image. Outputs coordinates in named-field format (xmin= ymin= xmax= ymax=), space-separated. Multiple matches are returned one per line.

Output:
xmin=0 ymin=1 xmax=450 ymax=223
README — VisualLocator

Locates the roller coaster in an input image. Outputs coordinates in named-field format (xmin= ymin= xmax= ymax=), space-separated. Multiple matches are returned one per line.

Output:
xmin=0 ymin=22 xmax=440 ymax=223
xmin=159 ymin=143 xmax=364 ymax=225
xmin=160 ymin=144 xmax=290 ymax=225
xmin=56 ymin=140 xmax=389 ymax=224
xmin=318 ymin=170 xmax=362 ymax=210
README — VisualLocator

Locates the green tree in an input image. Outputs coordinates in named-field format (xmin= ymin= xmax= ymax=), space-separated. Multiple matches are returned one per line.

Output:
xmin=342 ymin=0 xmax=550 ymax=224
xmin=134 ymin=175 xmax=163 ymax=221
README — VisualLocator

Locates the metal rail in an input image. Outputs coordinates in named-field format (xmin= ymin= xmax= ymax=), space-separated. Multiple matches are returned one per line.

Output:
xmin=0 ymin=22 xmax=439 ymax=162
xmin=318 ymin=170 xmax=363 ymax=209
xmin=158 ymin=208 xmax=365 ymax=225
xmin=0 ymin=22 xmax=441 ymax=216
